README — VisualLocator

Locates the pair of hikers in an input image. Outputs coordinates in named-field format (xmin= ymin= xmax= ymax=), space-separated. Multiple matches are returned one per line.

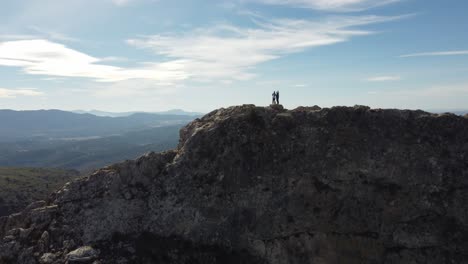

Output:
xmin=272 ymin=91 xmax=280 ymax=104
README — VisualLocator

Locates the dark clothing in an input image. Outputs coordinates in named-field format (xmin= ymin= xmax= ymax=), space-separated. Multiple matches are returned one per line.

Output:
xmin=276 ymin=91 xmax=280 ymax=104
xmin=272 ymin=92 xmax=276 ymax=104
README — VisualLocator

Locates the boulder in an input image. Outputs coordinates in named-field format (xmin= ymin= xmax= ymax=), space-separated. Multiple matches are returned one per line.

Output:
xmin=67 ymin=246 xmax=99 ymax=263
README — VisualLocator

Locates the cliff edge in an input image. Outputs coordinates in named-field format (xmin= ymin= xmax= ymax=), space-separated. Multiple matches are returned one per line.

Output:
xmin=1 ymin=105 xmax=468 ymax=264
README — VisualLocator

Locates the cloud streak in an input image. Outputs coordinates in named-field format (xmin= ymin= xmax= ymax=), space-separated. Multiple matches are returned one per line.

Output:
xmin=0 ymin=88 xmax=43 ymax=98
xmin=0 ymin=14 xmax=403 ymax=84
xmin=0 ymin=39 xmax=187 ymax=82
xmin=400 ymin=50 xmax=468 ymax=58
xmin=248 ymin=0 xmax=401 ymax=11
xmin=128 ymin=14 xmax=402 ymax=81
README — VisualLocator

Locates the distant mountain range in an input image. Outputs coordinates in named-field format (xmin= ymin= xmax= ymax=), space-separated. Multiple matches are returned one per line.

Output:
xmin=428 ymin=109 xmax=468 ymax=115
xmin=71 ymin=109 xmax=204 ymax=117
xmin=0 ymin=109 xmax=200 ymax=170
xmin=0 ymin=109 xmax=200 ymax=142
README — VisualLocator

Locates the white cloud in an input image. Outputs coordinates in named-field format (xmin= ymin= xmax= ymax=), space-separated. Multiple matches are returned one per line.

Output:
xmin=128 ymin=15 xmax=401 ymax=81
xmin=400 ymin=50 xmax=468 ymax=58
xmin=100 ymin=56 xmax=129 ymax=62
xmin=0 ymin=14 xmax=403 ymax=85
xmin=366 ymin=75 xmax=401 ymax=82
xmin=248 ymin=0 xmax=400 ymax=11
xmin=0 ymin=39 xmax=188 ymax=82
xmin=0 ymin=88 xmax=43 ymax=98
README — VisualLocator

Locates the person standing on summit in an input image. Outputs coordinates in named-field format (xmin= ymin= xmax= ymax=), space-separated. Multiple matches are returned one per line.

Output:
xmin=272 ymin=91 xmax=277 ymax=104
xmin=276 ymin=91 xmax=280 ymax=104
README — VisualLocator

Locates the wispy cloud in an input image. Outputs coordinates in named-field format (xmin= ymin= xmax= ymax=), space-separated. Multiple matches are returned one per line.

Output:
xmin=128 ymin=14 xmax=402 ymax=81
xmin=28 ymin=26 xmax=80 ymax=42
xmin=248 ymin=0 xmax=401 ymax=11
xmin=366 ymin=75 xmax=401 ymax=82
xmin=0 ymin=14 xmax=403 ymax=84
xmin=0 ymin=88 xmax=43 ymax=98
xmin=400 ymin=50 xmax=468 ymax=58
xmin=0 ymin=39 xmax=187 ymax=82
xmin=0 ymin=34 xmax=38 ymax=41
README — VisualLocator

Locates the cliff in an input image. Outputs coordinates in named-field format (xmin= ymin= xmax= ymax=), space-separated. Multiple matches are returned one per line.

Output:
xmin=1 ymin=105 xmax=468 ymax=264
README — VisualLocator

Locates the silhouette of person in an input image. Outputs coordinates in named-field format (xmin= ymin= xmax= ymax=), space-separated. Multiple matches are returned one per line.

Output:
xmin=276 ymin=91 xmax=280 ymax=104
xmin=272 ymin=91 xmax=277 ymax=104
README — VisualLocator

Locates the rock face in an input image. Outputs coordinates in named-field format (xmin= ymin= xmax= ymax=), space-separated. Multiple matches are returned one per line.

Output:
xmin=1 ymin=105 xmax=468 ymax=264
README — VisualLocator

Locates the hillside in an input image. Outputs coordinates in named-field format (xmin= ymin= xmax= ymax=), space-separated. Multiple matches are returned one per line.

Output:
xmin=0 ymin=125 xmax=181 ymax=171
xmin=0 ymin=109 xmax=197 ymax=141
xmin=1 ymin=105 xmax=468 ymax=263
xmin=0 ymin=167 xmax=79 ymax=217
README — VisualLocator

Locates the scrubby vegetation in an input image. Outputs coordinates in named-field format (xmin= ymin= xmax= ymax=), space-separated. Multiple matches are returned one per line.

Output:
xmin=0 ymin=167 xmax=79 ymax=216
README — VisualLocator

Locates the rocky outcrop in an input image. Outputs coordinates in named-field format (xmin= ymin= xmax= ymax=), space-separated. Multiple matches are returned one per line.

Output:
xmin=1 ymin=105 xmax=468 ymax=264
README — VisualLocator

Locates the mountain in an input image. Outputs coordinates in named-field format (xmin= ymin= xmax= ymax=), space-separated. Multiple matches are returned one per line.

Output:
xmin=428 ymin=109 xmax=468 ymax=115
xmin=157 ymin=109 xmax=204 ymax=116
xmin=0 ymin=109 xmax=198 ymax=142
xmin=71 ymin=110 xmax=136 ymax=117
xmin=0 ymin=110 xmax=197 ymax=170
xmin=72 ymin=109 xmax=204 ymax=117
xmin=1 ymin=105 xmax=468 ymax=263
xmin=0 ymin=167 xmax=79 ymax=217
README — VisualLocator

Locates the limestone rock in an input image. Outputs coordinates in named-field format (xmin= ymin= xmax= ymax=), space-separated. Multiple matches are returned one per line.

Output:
xmin=1 ymin=105 xmax=468 ymax=263
xmin=37 ymin=231 xmax=49 ymax=253
xmin=39 ymin=253 xmax=56 ymax=264
xmin=67 ymin=246 xmax=99 ymax=263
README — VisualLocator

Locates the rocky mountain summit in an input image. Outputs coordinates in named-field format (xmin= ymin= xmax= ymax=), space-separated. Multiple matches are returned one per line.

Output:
xmin=1 ymin=104 xmax=468 ymax=264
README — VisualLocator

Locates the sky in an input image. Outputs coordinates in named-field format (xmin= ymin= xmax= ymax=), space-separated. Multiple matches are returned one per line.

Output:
xmin=0 ymin=0 xmax=467 ymax=112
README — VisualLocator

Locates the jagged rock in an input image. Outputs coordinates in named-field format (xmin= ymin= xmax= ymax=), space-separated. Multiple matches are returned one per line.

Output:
xmin=1 ymin=105 xmax=468 ymax=263
xmin=24 ymin=201 xmax=47 ymax=212
xmin=39 ymin=253 xmax=56 ymax=264
xmin=63 ymin=239 xmax=76 ymax=251
xmin=19 ymin=228 xmax=32 ymax=240
xmin=37 ymin=231 xmax=49 ymax=253
xmin=268 ymin=104 xmax=284 ymax=111
xmin=293 ymin=105 xmax=321 ymax=112
xmin=2 ymin=235 xmax=15 ymax=242
xmin=67 ymin=246 xmax=99 ymax=263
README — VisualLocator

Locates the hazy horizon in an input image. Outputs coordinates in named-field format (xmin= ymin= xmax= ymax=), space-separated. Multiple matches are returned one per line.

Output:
xmin=1 ymin=0 xmax=468 ymax=112
xmin=1 ymin=106 xmax=468 ymax=114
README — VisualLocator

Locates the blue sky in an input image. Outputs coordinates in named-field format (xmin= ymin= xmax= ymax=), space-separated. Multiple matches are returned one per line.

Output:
xmin=0 ymin=0 xmax=467 ymax=112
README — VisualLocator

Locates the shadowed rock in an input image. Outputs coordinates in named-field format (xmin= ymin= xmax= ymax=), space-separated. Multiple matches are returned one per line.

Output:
xmin=1 ymin=105 xmax=468 ymax=264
